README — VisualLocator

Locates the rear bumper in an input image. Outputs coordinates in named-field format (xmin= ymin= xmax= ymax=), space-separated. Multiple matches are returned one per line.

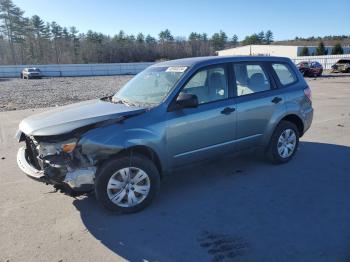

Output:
xmin=17 ymin=146 xmax=44 ymax=179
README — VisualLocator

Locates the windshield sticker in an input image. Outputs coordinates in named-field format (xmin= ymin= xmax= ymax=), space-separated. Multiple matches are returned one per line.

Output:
xmin=166 ymin=66 xmax=187 ymax=73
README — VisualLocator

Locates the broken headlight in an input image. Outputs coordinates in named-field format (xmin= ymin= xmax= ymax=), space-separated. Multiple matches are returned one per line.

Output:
xmin=37 ymin=138 xmax=77 ymax=157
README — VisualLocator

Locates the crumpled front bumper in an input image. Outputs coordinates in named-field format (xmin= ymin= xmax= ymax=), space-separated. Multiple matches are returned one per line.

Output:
xmin=17 ymin=146 xmax=96 ymax=190
xmin=17 ymin=146 xmax=44 ymax=180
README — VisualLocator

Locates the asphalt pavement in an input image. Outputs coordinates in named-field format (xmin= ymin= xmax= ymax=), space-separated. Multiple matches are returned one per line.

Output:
xmin=0 ymin=76 xmax=350 ymax=262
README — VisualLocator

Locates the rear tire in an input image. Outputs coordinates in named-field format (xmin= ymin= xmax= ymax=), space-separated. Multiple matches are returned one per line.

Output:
xmin=267 ymin=121 xmax=299 ymax=164
xmin=95 ymin=153 xmax=160 ymax=214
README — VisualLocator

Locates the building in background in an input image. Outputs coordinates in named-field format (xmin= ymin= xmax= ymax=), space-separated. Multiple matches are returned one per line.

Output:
xmin=217 ymin=45 xmax=350 ymax=58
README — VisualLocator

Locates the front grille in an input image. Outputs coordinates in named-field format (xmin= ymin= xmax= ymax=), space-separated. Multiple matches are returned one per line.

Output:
xmin=25 ymin=136 xmax=42 ymax=170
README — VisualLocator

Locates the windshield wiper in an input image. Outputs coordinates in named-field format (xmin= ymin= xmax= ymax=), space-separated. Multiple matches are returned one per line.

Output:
xmin=107 ymin=96 xmax=156 ymax=108
xmin=112 ymin=98 xmax=138 ymax=107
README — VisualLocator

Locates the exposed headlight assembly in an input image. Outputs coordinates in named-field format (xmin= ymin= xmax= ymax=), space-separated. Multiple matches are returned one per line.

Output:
xmin=37 ymin=138 xmax=77 ymax=157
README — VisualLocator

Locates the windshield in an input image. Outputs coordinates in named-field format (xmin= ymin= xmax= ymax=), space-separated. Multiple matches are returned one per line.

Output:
xmin=112 ymin=66 xmax=187 ymax=106
xmin=28 ymin=68 xmax=40 ymax=72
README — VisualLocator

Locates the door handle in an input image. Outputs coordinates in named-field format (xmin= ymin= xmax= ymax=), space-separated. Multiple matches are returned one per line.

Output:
xmin=271 ymin=97 xmax=282 ymax=104
xmin=221 ymin=107 xmax=235 ymax=115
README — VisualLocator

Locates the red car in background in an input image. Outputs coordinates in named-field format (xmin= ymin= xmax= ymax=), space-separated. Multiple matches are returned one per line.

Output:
xmin=296 ymin=61 xmax=323 ymax=77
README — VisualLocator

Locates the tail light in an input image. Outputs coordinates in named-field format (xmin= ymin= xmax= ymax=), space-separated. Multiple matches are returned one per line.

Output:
xmin=304 ymin=86 xmax=312 ymax=102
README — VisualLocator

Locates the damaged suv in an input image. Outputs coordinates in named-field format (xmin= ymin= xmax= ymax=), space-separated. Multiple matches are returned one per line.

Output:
xmin=16 ymin=56 xmax=313 ymax=213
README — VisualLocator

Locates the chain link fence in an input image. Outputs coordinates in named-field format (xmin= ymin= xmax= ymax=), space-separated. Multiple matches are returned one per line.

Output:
xmin=292 ymin=54 xmax=350 ymax=69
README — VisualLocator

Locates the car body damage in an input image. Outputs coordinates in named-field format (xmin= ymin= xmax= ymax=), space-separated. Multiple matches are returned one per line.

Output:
xmin=19 ymin=98 xmax=146 ymax=136
xmin=16 ymin=56 xmax=313 ymax=213
xmin=16 ymin=97 xmax=148 ymax=193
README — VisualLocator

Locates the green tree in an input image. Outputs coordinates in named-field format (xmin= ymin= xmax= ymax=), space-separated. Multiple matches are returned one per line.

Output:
xmin=69 ymin=26 xmax=80 ymax=63
xmin=188 ymin=32 xmax=202 ymax=56
xmin=145 ymin=34 xmax=156 ymax=44
xmin=31 ymin=15 xmax=45 ymax=37
xmin=316 ymin=41 xmax=326 ymax=55
xmin=331 ymin=43 xmax=343 ymax=54
xmin=211 ymin=30 xmax=227 ymax=50
xmin=265 ymin=30 xmax=273 ymax=44
xmin=136 ymin=33 xmax=145 ymax=43
xmin=300 ymin=46 xmax=310 ymax=56
xmin=29 ymin=15 xmax=46 ymax=62
xmin=258 ymin=31 xmax=265 ymax=43
xmin=242 ymin=34 xmax=260 ymax=45
xmin=159 ymin=29 xmax=174 ymax=42
xmin=231 ymin=34 xmax=238 ymax=46
xmin=0 ymin=0 xmax=26 ymax=63
xmin=51 ymin=21 xmax=63 ymax=63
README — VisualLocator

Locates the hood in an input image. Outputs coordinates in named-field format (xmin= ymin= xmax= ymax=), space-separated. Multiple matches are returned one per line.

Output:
xmin=19 ymin=99 xmax=145 ymax=136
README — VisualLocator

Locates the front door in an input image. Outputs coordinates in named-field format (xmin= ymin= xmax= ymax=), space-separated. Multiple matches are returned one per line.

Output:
xmin=166 ymin=64 xmax=236 ymax=167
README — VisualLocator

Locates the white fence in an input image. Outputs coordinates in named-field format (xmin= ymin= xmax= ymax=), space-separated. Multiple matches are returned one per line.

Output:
xmin=292 ymin=54 xmax=350 ymax=70
xmin=0 ymin=62 xmax=155 ymax=78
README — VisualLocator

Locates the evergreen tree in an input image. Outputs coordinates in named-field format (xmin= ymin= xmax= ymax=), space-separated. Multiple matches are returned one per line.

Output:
xmin=316 ymin=41 xmax=326 ymax=55
xmin=242 ymin=34 xmax=260 ymax=45
xmin=145 ymin=34 xmax=156 ymax=44
xmin=159 ymin=29 xmax=174 ymax=42
xmin=300 ymin=46 xmax=309 ymax=56
xmin=331 ymin=43 xmax=343 ymax=54
xmin=258 ymin=31 xmax=265 ymax=43
xmin=31 ymin=15 xmax=45 ymax=38
xmin=51 ymin=21 xmax=63 ymax=63
xmin=211 ymin=30 xmax=227 ymax=50
xmin=136 ymin=33 xmax=145 ymax=43
xmin=69 ymin=26 xmax=79 ymax=63
xmin=265 ymin=30 xmax=273 ymax=44
xmin=0 ymin=0 xmax=26 ymax=63
xmin=231 ymin=34 xmax=238 ymax=46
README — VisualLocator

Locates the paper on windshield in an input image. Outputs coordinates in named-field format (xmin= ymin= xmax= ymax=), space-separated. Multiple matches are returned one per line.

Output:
xmin=166 ymin=66 xmax=187 ymax=73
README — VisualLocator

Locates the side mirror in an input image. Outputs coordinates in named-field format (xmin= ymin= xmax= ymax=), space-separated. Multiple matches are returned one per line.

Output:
xmin=176 ymin=92 xmax=198 ymax=109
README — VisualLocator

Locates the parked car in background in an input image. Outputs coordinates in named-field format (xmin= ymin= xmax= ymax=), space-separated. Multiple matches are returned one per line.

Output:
xmin=16 ymin=56 xmax=313 ymax=213
xmin=296 ymin=61 xmax=323 ymax=77
xmin=331 ymin=59 xmax=350 ymax=73
xmin=20 ymin=68 xmax=42 ymax=79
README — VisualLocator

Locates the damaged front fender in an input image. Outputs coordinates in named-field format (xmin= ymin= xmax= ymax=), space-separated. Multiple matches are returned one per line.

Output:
xmin=77 ymin=123 xmax=165 ymax=170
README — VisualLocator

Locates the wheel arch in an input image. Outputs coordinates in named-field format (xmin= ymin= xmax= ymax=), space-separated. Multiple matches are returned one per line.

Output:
xmin=262 ymin=113 xmax=305 ymax=148
xmin=96 ymin=145 xmax=163 ymax=177
xmin=280 ymin=114 xmax=304 ymax=137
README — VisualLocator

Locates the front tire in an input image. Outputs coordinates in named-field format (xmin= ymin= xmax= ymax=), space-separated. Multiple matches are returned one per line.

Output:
xmin=267 ymin=121 xmax=299 ymax=164
xmin=95 ymin=153 xmax=160 ymax=213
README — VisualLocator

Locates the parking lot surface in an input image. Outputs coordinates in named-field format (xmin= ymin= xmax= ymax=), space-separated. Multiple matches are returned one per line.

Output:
xmin=0 ymin=76 xmax=350 ymax=262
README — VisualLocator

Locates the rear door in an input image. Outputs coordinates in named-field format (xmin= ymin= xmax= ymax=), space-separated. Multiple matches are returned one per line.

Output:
xmin=231 ymin=62 xmax=286 ymax=150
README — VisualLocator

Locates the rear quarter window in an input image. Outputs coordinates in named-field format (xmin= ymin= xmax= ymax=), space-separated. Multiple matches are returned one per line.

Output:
xmin=272 ymin=63 xmax=297 ymax=86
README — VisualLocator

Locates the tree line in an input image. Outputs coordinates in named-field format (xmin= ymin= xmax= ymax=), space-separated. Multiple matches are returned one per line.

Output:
xmin=0 ymin=0 xmax=276 ymax=65
xmin=0 ymin=0 xmax=348 ymax=65
xmin=299 ymin=41 xmax=345 ymax=56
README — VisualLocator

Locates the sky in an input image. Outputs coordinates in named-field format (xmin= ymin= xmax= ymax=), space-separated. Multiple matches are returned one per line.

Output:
xmin=13 ymin=0 xmax=350 ymax=41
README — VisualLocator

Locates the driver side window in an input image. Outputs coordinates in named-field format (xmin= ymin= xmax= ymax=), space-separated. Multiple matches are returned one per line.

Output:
xmin=182 ymin=66 xmax=228 ymax=104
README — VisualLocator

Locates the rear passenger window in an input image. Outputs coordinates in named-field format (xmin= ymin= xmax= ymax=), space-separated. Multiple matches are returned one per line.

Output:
xmin=233 ymin=64 xmax=271 ymax=96
xmin=272 ymin=63 xmax=297 ymax=86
